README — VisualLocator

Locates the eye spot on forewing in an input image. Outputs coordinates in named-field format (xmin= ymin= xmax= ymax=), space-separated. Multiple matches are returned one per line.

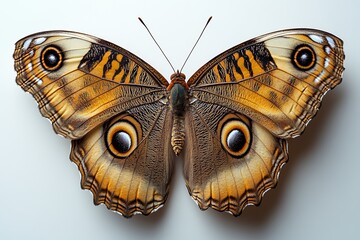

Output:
xmin=291 ymin=44 xmax=316 ymax=71
xmin=40 ymin=45 xmax=64 ymax=72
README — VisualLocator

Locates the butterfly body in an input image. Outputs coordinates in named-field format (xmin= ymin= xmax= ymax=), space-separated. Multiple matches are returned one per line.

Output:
xmin=168 ymin=72 xmax=188 ymax=155
xmin=14 ymin=29 xmax=344 ymax=217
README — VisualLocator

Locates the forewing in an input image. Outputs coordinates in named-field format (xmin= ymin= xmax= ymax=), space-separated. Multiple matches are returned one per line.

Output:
xmin=188 ymin=29 xmax=344 ymax=138
xmin=14 ymin=31 xmax=169 ymax=139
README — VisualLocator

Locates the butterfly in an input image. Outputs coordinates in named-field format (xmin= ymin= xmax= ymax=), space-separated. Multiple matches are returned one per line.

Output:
xmin=14 ymin=28 xmax=344 ymax=218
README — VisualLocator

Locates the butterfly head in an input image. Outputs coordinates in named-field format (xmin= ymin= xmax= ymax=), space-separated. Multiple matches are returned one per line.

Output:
xmin=167 ymin=70 xmax=188 ymax=91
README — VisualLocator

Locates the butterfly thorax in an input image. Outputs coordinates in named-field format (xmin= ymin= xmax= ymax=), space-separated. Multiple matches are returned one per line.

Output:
xmin=169 ymin=72 xmax=188 ymax=155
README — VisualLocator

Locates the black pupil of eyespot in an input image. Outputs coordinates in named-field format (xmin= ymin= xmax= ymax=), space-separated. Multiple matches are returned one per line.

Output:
xmin=44 ymin=49 xmax=60 ymax=67
xmin=227 ymin=129 xmax=246 ymax=152
xmin=296 ymin=48 xmax=313 ymax=67
xmin=112 ymin=131 xmax=132 ymax=153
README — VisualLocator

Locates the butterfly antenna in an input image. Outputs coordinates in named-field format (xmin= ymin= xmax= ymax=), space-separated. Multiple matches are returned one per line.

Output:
xmin=180 ymin=16 xmax=212 ymax=73
xmin=138 ymin=17 xmax=176 ymax=73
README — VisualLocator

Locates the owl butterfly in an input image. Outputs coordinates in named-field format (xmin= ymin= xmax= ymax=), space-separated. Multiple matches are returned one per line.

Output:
xmin=14 ymin=28 xmax=344 ymax=218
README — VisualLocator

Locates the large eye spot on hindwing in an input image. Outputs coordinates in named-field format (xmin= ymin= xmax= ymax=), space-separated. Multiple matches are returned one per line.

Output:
xmin=105 ymin=114 xmax=143 ymax=159
xmin=218 ymin=113 xmax=252 ymax=158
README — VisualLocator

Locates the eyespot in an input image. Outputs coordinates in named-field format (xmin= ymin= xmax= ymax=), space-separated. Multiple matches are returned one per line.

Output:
xmin=111 ymin=131 xmax=132 ymax=154
xmin=227 ymin=129 xmax=246 ymax=152
xmin=105 ymin=115 xmax=142 ymax=158
xmin=220 ymin=117 xmax=252 ymax=158
xmin=40 ymin=45 xmax=63 ymax=71
xmin=291 ymin=44 xmax=316 ymax=71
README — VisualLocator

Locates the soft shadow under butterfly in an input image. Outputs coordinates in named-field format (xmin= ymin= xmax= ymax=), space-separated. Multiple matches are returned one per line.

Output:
xmin=14 ymin=23 xmax=344 ymax=218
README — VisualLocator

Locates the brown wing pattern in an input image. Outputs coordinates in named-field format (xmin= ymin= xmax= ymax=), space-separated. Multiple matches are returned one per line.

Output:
xmin=184 ymin=101 xmax=288 ymax=215
xmin=14 ymin=31 xmax=168 ymax=139
xmin=70 ymin=102 xmax=174 ymax=217
xmin=188 ymin=29 xmax=344 ymax=138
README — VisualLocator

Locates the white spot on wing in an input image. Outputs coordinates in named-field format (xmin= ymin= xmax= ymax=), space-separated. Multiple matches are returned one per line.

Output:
xmin=324 ymin=57 xmax=330 ymax=68
xmin=33 ymin=76 xmax=43 ymax=86
xmin=326 ymin=36 xmax=336 ymax=48
xmin=27 ymin=62 xmax=33 ymax=71
xmin=33 ymin=37 xmax=46 ymax=45
xmin=22 ymin=39 xmax=32 ymax=50
xmin=309 ymin=35 xmax=323 ymax=44
xmin=325 ymin=46 xmax=331 ymax=54
xmin=314 ymin=70 xmax=326 ymax=84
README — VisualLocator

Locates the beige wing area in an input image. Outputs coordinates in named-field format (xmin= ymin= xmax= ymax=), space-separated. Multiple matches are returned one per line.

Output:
xmin=70 ymin=102 xmax=174 ymax=217
xmin=184 ymin=102 xmax=288 ymax=215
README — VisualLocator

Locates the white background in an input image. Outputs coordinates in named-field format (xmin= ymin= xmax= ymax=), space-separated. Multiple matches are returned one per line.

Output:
xmin=1 ymin=0 xmax=359 ymax=239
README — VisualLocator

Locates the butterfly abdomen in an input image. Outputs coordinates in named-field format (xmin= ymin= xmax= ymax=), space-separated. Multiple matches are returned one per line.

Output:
xmin=171 ymin=115 xmax=185 ymax=155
